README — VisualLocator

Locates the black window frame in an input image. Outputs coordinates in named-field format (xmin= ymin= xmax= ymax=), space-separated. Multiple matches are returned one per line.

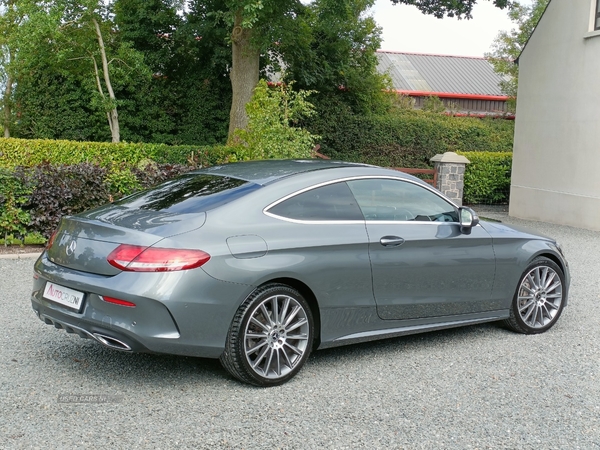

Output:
xmin=596 ymin=0 xmax=600 ymax=30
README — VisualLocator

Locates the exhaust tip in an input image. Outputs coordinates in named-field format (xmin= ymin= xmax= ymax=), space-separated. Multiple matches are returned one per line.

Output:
xmin=93 ymin=333 xmax=132 ymax=351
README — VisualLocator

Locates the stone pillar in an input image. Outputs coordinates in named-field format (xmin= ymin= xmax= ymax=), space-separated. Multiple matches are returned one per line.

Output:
xmin=430 ymin=152 xmax=470 ymax=206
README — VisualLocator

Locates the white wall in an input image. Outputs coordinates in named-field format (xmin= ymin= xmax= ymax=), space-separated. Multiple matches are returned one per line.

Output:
xmin=510 ymin=0 xmax=600 ymax=230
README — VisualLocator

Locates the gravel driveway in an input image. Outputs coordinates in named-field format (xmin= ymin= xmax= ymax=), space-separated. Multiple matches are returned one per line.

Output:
xmin=1 ymin=211 xmax=598 ymax=449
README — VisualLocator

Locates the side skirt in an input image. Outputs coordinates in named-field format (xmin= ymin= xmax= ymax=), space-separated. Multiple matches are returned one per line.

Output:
xmin=318 ymin=310 xmax=509 ymax=350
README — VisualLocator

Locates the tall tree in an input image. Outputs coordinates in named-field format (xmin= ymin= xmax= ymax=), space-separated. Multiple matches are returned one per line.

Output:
xmin=56 ymin=0 xmax=150 ymax=143
xmin=220 ymin=0 xmax=302 ymax=141
xmin=279 ymin=0 xmax=387 ymax=114
xmin=14 ymin=0 xmax=149 ymax=143
xmin=115 ymin=0 xmax=232 ymax=145
xmin=485 ymin=0 xmax=549 ymax=110
xmin=0 ymin=0 xmax=23 ymax=137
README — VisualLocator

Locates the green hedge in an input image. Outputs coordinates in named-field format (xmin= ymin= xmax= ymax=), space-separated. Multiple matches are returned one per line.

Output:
xmin=306 ymin=105 xmax=514 ymax=168
xmin=0 ymin=137 xmax=238 ymax=241
xmin=0 ymin=137 xmax=234 ymax=169
xmin=458 ymin=151 xmax=512 ymax=205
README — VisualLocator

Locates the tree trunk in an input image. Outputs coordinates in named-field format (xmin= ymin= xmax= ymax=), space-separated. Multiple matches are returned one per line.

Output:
xmin=227 ymin=9 xmax=260 ymax=142
xmin=3 ymin=0 xmax=15 ymax=137
xmin=93 ymin=18 xmax=120 ymax=143
xmin=3 ymin=72 xmax=12 ymax=138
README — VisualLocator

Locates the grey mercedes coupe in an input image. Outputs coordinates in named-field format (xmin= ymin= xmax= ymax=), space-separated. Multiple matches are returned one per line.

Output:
xmin=31 ymin=160 xmax=570 ymax=386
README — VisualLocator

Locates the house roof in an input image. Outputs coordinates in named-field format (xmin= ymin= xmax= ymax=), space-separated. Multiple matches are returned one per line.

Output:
xmin=376 ymin=51 xmax=507 ymax=98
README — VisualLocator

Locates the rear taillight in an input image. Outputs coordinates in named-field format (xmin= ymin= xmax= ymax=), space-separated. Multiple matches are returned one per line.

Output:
xmin=46 ymin=230 xmax=58 ymax=250
xmin=107 ymin=245 xmax=211 ymax=272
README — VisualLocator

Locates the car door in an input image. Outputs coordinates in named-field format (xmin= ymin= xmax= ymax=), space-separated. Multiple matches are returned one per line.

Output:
xmin=263 ymin=180 xmax=374 ymax=312
xmin=346 ymin=177 xmax=497 ymax=320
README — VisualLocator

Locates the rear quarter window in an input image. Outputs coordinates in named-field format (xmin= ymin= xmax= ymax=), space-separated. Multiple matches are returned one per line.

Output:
xmin=267 ymin=182 xmax=364 ymax=221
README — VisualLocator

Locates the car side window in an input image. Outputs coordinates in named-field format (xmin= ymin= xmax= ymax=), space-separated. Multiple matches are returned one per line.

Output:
xmin=268 ymin=182 xmax=364 ymax=221
xmin=347 ymin=178 xmax=459 ymax=222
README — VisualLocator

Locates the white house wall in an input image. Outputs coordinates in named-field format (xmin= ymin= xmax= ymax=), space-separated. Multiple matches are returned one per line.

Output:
xmin=510 ymin=0 xmax=600 ymax=230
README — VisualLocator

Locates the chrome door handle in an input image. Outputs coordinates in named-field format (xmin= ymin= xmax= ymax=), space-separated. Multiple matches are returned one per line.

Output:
xmin=380 ymin=236 xmax=405 ymax=247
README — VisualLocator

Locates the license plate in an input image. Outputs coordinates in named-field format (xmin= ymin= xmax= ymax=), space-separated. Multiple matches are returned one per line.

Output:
xmin=43 ymin=282 xmax=85 ymax=311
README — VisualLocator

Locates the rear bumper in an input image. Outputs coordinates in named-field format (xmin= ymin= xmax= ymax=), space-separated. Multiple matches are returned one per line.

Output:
xmin=31 ymin=253 xmax=254 ymax=359
xmin=32 ymin=306 xmax=147 ymax=352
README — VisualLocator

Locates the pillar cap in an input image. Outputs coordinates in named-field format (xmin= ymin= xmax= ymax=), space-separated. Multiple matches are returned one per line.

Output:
xmin=430 ymin=152 xmax=470 ymax=164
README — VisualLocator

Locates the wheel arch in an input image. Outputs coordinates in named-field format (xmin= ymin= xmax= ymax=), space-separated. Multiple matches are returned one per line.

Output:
xmin=258 ymin=277 xmax=321 ymax=349
xmin=534 ymin=252 xmax=564 ymax=274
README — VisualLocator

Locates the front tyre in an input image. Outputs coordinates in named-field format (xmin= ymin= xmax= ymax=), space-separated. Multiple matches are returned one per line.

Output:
xmin=220 ymin=284 xmax=314 ymax=387
xmin=504 ymin=257 xmax=566 ymax=334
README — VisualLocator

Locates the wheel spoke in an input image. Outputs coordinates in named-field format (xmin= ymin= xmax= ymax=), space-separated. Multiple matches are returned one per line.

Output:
xmin=520 ymin=284 xmax=535 ymax=295
xmin=281 ymin=347 xmax=293 ymax=369
xmin=263 ymin=348 xmax=275 ymax=375
xmin=518 ymin=299 xmax=535 ymax=313
xmin=283 ymin=306 xmax=301 ymax=327
xmin=246 ymin=332 xmax=268 ymax=339
xmin=271 ymin=296 xmax=280 ymax=324
xmin=279 ymin=297 xmax=291 ymax=325
xmin=284 ymin=341 xmax=303 ymax=356
xmin=250 ymin=317 xmax=269 ymax=333
xmin=522 ymin=303 xmax=536 ymax=325
xmin=246 ymin=340 xmax=267 ymax=356
xmin=260 ymin=304 xmax=275 ymax=327
xmin=541 ymin=304 xmax=552 ymax=321
xmin=532 ymin=304 xmax=540 ymax=326
xmin=287 ymin=318 xmax=308 ymax=333
xmin=539 ymin=267 xmax=549 ymax=289
xmin=286 ymin=333 xmax=308 ymax=340
xmin=527 ymin=273 xmax=540 ymax=290
xmin=534 ymin=269 xmax=543 ymax=289
xmin=252 ymin=345 xmax=270 ymax=369
xmin=546 ymin=281 xmax=562 ymax=294
xmin=274 ymin=349 xmax=282 ymax=376
xmin=543 ymin=272 xmax=556 ymax=290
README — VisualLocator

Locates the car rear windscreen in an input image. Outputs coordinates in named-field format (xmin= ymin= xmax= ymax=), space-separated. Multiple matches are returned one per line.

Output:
xmin=114 ymin=174 xmax=261 ymax=214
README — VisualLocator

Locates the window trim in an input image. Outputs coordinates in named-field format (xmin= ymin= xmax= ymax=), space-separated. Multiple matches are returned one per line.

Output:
xmin=263 ymin=175 xmax=461 ymax=225
xmin=596 ymin=0 xmax=600 ymax=30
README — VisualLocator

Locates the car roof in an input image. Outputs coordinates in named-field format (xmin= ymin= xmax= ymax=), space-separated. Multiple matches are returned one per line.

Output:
xmin=195 ymin=159 xmax=372 ymax=186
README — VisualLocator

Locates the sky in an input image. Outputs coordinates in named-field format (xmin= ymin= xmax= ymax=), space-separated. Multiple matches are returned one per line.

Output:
xmin=371 ymin=0 xmax=517 ymax=57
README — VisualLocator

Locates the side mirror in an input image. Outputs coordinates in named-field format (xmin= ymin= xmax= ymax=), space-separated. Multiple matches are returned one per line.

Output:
xmin=459 ymin=207 xmax=479 ymax=233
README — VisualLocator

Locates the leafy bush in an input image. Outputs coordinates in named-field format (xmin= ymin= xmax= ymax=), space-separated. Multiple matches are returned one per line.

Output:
xmin=306 ymin=97 xmax=514 ymax=167
xmin=458 ymin=151 xmax=512 ymax=204
xmin=422 ymin=96 xmax=446 ymax=113
xmin=25 ymin=163 xmax=111 ymax=238
xmin=0 ymin=168 xmax=33 ymax=242
xmin=104 ymin=165 xmax=142 ymax=197
xmin=229 ymin=80 xmax=319 ymax=161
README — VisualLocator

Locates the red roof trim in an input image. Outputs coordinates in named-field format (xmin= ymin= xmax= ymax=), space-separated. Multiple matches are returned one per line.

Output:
xmin=394 ymin=90 xmax=509 ymax=101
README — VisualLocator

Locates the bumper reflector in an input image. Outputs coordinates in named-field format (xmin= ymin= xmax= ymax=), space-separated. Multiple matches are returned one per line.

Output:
xmin=101 ymin=296 xmax=136 ymax=308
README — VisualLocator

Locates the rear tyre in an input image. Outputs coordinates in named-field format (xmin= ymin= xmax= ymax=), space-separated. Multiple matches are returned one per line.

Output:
xmin=504 ymin=257 xmax=565 ymax=334
xmin=220 ymin=284 xmax=314 ymax=387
